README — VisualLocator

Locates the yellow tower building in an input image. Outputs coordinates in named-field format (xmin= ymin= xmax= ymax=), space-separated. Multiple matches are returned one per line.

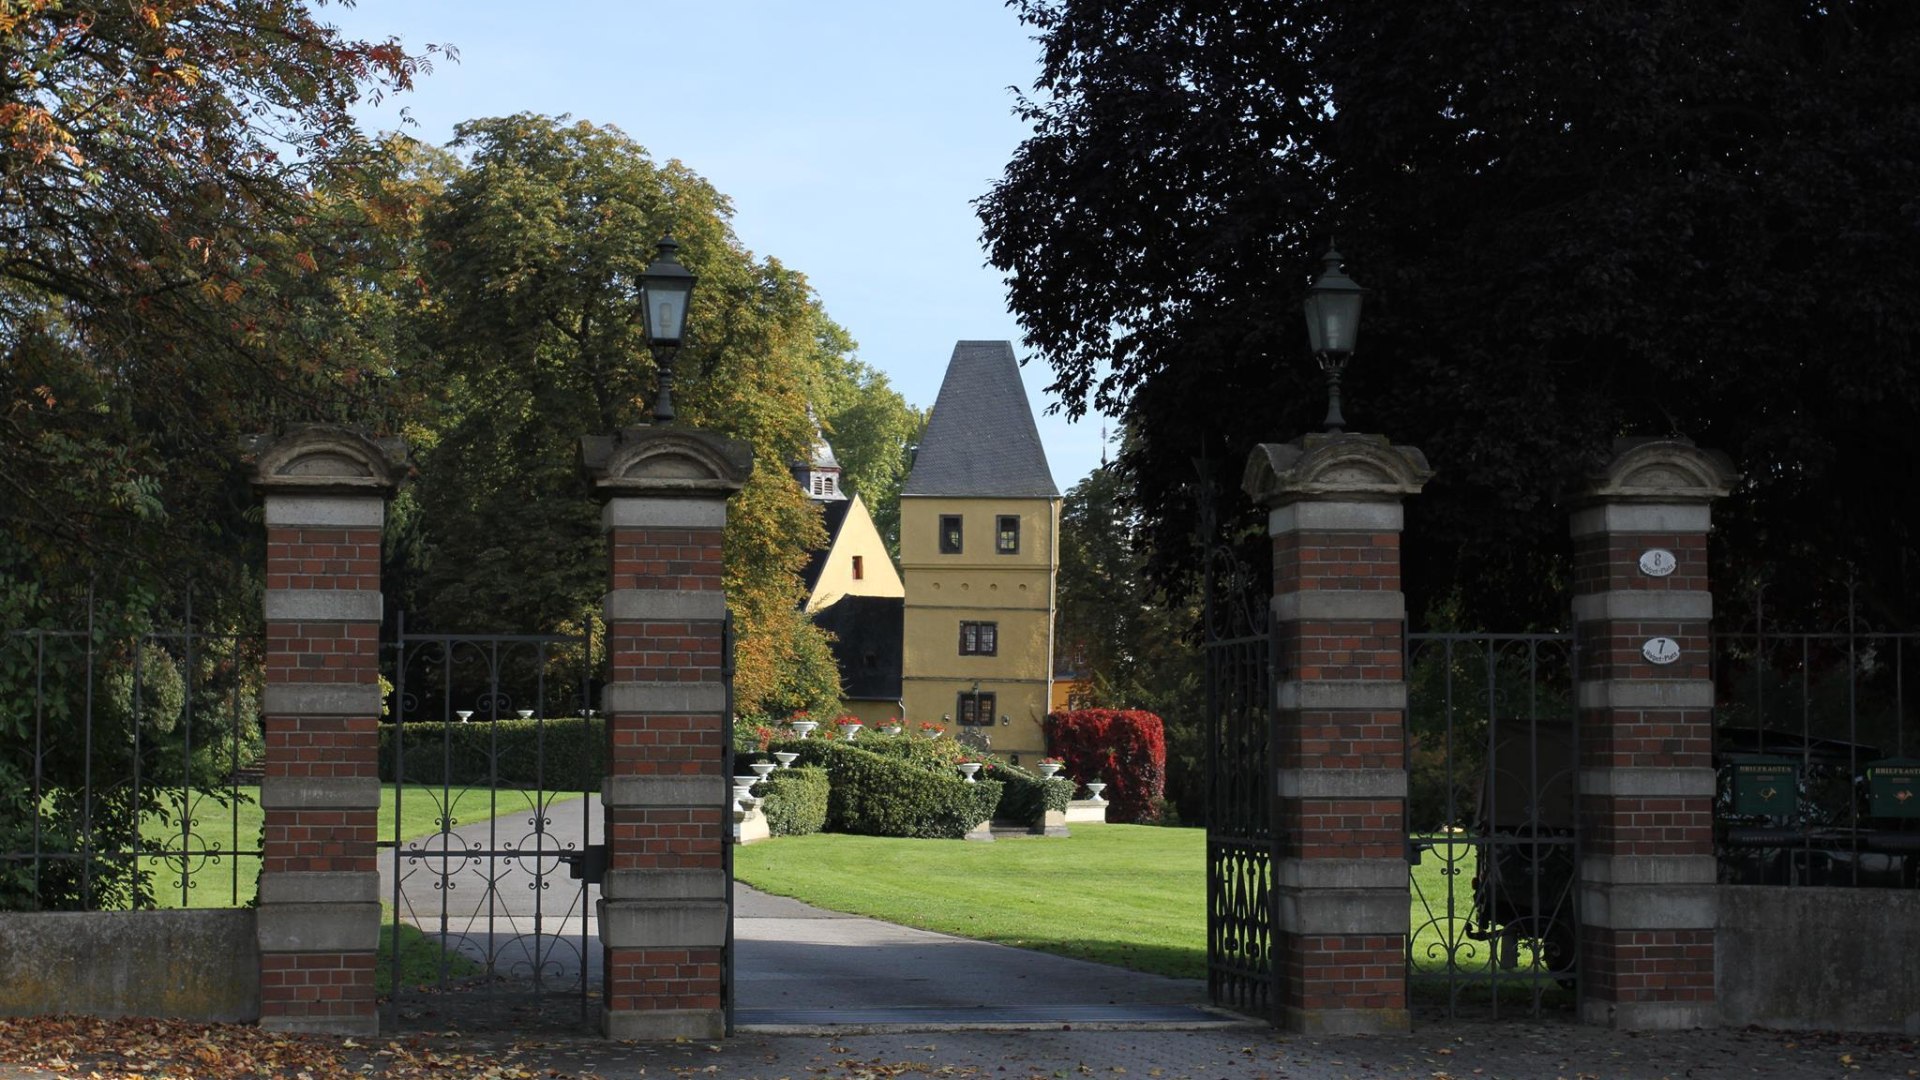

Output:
xmin=898 ymin=341 xmax=1061 ymax=759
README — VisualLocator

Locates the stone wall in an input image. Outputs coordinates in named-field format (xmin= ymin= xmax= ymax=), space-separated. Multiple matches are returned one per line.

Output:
xmin=0 ymin=910 xmax=259 ymax=1022
xmin=1718 ymin=886 xmax=1920 ymax=1035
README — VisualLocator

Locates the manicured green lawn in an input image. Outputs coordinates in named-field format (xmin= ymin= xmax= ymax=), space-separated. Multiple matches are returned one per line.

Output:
xmin=738 ymin=824 xmax=1567 ymax=1000
xmin=733 ymin=824 xmax=1208 ymax=979
xmin=377 ymin=912 xmax=485 ymax=993
xmin=138 ymin=784 xmax=541 ymax=908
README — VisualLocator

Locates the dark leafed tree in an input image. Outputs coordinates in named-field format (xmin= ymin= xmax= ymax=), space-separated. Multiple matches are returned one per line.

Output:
xmin=979 ymin=1 xmax=1920 ymax=629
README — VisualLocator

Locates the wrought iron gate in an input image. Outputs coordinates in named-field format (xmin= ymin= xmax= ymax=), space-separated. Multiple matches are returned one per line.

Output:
xmin=1203 ymin=594 xmax=1281 ymax=1024
xmin=1404 ymin=631 xmax=1579 ymax=1017
xmin=1200 ymin=475 xmax=1283 ymax=1024
xmin=382 ymin=615 xmax=601 ymax=1031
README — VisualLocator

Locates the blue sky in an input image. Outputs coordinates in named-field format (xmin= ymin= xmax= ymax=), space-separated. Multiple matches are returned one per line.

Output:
xmin=323 ymin=0 xmax=1110 ymax=491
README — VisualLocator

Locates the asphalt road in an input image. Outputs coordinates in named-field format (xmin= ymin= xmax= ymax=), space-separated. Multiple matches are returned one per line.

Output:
xmin=377 ymin=794 xmax=1221 ymax=1029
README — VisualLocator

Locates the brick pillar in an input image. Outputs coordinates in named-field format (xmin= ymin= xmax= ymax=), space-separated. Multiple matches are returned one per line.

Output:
xmin=1243 ymin=433 xmax=1431 ymax=1034
xmin=247 ymin=425 xmax=407 ymax=1035
xmin=580 ymin=426 xmax=752 ymax=1040
xmin=1571 ymin=438 xmax=1738 ymax=1030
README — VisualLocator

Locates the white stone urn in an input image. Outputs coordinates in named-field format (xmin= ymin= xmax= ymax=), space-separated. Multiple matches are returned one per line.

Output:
xmin=789 ymin=720 xmax=818 ymax=739
xmin=842 ymin=721 xmax=863 ymax=741
xmin=883 ymin=724 xmax=903 ymax=736
xmin=1085 ymin=780 xmax=1108 ymax=803
xmin=958 ymin=762 xmax=982 ymax=783
xmin=750 ymin=762 xmax=777 ymax=782
xmin=731 ymin=779 xmax=756 ymax=811
xmin=1037 ymin=762 xmax=1063 ymax=779
xmin=773 ymin=751 xmax=799 ymax=769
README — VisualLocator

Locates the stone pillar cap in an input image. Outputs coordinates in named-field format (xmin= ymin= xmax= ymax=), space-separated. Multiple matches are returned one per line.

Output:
xmin=242 ymin=424 xmax=410 ymax=497
xmin=1579 ymin=437 xmax=1739 ymax=506
xmin=1243 ymin=432 xmax=1433 ymax=508
xmin=579 ymin=424 xmax=754 ymax=500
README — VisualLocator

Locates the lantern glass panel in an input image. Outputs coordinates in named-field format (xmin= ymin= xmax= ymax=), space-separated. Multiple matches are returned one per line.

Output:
xmin=1306 ymin=290 xmax=1363 ymax=355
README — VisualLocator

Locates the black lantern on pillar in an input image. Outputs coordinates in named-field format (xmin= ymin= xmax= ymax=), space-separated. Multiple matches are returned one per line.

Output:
xmin=639 ymin=235 xmax=697 ymax=422
xmin=1302 ymin=246 xmax=1366 ymax=433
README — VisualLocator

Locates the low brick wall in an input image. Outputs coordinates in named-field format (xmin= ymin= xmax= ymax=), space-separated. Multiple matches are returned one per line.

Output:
xmin=1718 ymin=886 xmax=1920 ymax=1034
xmin=0 ymin=910 xmax=259 ymax=1022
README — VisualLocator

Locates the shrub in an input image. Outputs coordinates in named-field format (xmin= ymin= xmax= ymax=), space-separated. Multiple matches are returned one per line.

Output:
xmin=732 ymin=716 xmax=781 ymax=754
xmin=775 ymin=738 xmax=999 ymax=839
xmin=980 ymin=761 xmax=1075 ymax=825
xmin=1045 ymin=708 xmax=1168 ymax=823
xmin=850 ymin=728 xmax=967 ymax=769
xmin=759 ymin=766 xmax=829 ymax=836
xmin=100 ymin=641 xmax=186 ymax=735
xmin=379 ymin=716 xmax=605 ymax=788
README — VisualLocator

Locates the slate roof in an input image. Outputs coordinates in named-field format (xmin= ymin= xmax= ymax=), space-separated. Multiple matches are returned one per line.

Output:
xmin=901 ymin=341 xmax=1059 ymax=498
xmin=798 ymin=500 xmax=854 ymax=596
xmin=812 ymin=595 xmax=904 ymax=701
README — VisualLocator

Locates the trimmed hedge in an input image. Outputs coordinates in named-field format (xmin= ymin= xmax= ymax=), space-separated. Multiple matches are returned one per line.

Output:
xmin=981 ymin=761 xmax=1075 ymax=825
xmin=759 ymin=766 xmax=829 ymax=836
xmin=775 ymin=738 xmax=1000 ymax=839
xmin=379 ymin=717 xmax=605 ymax=787
xmin=844 ymin=729 xmax=967 ymax=770
xmin=1045 ymin=708 xmax=1167 ymax=823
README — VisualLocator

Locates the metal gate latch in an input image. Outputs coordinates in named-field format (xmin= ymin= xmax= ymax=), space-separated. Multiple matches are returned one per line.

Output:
xmin=565 ymin=844 xmax=609 ymax=884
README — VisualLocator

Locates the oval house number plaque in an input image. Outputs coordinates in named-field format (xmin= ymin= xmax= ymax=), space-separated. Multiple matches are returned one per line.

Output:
xmin=1642 ymin=637 xmax=1682 ymax=665
xmin=1638 ymin=548 xmax=1677 ymax=577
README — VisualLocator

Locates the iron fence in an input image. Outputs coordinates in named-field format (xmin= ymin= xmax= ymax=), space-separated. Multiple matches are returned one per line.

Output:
xmin=1712 ymin=584 xmax=1920 ymax=888
xmin=1 ymin=595 xmax=263 ymax=911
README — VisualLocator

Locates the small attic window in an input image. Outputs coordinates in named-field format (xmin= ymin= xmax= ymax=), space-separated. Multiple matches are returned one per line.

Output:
xmin=852 ymin=555 xmax=865 ymax=580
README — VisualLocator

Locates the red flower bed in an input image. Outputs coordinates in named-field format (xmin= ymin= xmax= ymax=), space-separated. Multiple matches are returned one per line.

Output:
xmin=1044 ymin=708 xmax=1166 ymax=823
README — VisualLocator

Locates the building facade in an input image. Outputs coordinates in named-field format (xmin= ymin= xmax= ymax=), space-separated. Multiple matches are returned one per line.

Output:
xmin=794 ymin=425 xmax=906 ymax=725
xmin=898 ymin=341 xmax=1061 ymax=759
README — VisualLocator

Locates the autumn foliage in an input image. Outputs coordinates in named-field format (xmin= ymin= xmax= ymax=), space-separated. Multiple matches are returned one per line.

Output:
xmin=1045 ymin=708 xmax=1166 ymax=823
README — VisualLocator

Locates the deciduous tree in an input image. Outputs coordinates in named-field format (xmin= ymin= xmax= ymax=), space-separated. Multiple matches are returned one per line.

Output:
xmin=402 ymin=114 xmax=845 ymax=717
xmin=2 ymin=0 xmax=443 ymax=607
xmin=810 ymin=329 xmax=926 ymax=553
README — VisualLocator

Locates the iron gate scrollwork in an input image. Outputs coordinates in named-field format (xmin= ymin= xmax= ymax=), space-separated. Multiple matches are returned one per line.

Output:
xmin=1200 ymin=479 xmax=1283 ymax=1026
xmin=1404 ymin=631 xmax=1579 ymax=1018
xmin=383 ymin=614 xmax=600 ymax=1031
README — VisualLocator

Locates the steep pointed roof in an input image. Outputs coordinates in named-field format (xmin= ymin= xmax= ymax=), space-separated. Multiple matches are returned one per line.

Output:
xmin=798 ymin=500 xmax=854 ymax=595
xmin=901 ymin=341 xmax=1059 ymax=498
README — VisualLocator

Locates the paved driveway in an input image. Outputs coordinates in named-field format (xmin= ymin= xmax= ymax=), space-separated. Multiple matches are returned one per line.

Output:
xmin=378 ymin=793 xmax=1220 ymax=1028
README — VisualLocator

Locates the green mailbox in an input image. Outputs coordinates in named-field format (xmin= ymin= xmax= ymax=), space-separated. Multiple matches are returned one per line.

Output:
xmin=1729 ymin=757 xmax=1798 ymax=818
xmin=1867 ymin=759 xmax=1920 ymax=819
